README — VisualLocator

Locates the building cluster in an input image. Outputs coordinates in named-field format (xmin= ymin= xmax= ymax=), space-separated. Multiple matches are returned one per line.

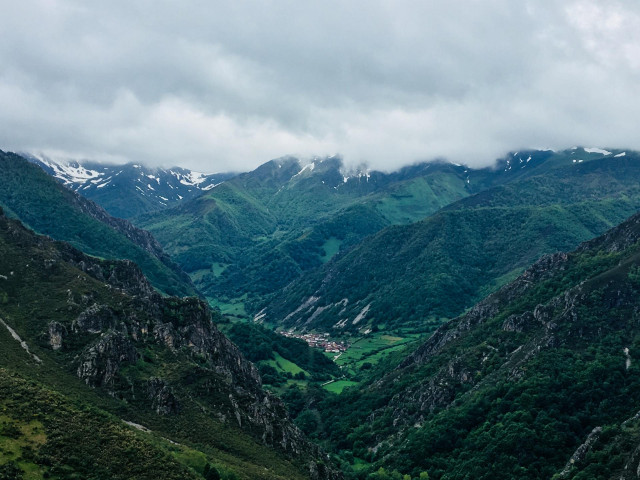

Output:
xmin=279 ymin=330 xmax=349 ymax=353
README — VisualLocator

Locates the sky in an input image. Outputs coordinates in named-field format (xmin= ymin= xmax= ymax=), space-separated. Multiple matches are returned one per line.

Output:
xmin=1 ymin=0 xmax=639 ymax=172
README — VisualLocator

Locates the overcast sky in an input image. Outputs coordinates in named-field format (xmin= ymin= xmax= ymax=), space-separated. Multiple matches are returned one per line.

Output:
xmin=1 ymin=0 xmax=639 ymax=172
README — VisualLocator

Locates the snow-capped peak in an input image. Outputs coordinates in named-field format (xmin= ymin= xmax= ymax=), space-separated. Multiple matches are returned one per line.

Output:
xmin=24 ymin=153 xmax=234 ymax=218
xmin=28 ymin=153 xmax=102 ymax=185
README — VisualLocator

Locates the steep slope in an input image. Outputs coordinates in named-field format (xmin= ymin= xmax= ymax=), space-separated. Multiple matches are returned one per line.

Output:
xmin=303 ymin=207 xmax=640 ymax=479
xmin=137 ymin=156 xmax=474 ymax=311
xmin=0 ymin=208 xmax=339 ymax=479
xmin=0 ymin=150 xmax=197 ymax=297
xmin=265 ymin=152 xmax=640 ymax=334
xmin=25 ymin=152 xmax=235 ymax=218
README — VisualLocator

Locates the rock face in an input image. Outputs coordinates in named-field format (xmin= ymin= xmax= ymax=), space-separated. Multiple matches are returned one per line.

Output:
xmin=77 ymin=332 xmax=139 ymax=388
xmin=65 ymin=257 xmax=316 ymax=457
xmin=558 ymin=427 xmax=602 ymax=478
xmin=48 ymin=321 xmax=66 ymax=350
xmin=73 ymin=304 xmax=118 ymax=334
xmin=146 ymin=378 xmax=181 ymax=415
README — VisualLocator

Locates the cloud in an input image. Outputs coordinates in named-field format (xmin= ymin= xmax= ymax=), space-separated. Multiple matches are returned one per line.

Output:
xmin=0 ymin=0 xmax=639 ymax=171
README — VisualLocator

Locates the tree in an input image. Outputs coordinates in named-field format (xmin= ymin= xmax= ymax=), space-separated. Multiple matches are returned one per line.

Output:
xmin=203 ymin=463 xmax=221 ymax=480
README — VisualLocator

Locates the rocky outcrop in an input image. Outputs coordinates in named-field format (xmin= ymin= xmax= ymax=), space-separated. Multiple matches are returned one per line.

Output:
xmin=146 ymin=378 xmax=180 ymax=415
xmin=577 ymin=210 xmax=640 ymax=254
xmin=77 ymin=332 xmax=139 ymax=389
xmin=0 ymin=209 xmax=340 ymax=479
xmin=73 ymin=304 xmax=118 ymax=334
xmin=48 ymin=321 xmax=67 ymax=350
xmin=400 ymin=251 xmax=571 ymax=370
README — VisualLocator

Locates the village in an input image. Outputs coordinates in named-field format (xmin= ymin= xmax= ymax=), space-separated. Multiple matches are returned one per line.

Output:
xmin=279 ymin=330 xmax=349 ymax=353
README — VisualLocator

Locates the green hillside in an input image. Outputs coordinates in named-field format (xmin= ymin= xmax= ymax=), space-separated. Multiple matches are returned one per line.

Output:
xmin=136 ymin=156 xmax=473 ymax=312
xmin=0 ymin=151 xmax=197 ymax=297
xmin=264 ymin=153 xmax=640 ymax=334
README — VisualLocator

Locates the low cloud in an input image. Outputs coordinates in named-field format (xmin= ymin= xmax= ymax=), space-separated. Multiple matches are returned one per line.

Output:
xmin=1 ymin=0 xmax=639 ymax=172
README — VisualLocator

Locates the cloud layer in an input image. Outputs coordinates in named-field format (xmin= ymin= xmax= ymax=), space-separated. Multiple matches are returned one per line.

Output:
xmin=1 ymin=0 xmax=639 ymax=171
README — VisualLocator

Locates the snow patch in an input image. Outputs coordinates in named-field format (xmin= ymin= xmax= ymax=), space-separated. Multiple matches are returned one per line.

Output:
xmin=32 ymin=154 xmax=102 ymax=185
xmin=584 ymin=147 xmax=612 ymax=155
xmin=202 ymin=183 xmax=220 ymax=191
xmin=292 ymin=162 xmax=316 ymax=179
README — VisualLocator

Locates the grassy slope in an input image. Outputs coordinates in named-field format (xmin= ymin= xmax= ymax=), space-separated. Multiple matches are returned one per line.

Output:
xmin=0 ymin=151 xmax=196 ymax=297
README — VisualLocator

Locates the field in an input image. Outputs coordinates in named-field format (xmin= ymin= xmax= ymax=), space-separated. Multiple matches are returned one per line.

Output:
xmin=322 ymin=380 xmax=359 ymax=394
xmin=335 ymin=333 xmax=418 ymax=372
xmin=208 ymin=296 xmax=248 ymax=318
xmin=320 ymin=237 xmax=342 ymax=263
xmin=266 ymin=352 xmax=308 ymax=376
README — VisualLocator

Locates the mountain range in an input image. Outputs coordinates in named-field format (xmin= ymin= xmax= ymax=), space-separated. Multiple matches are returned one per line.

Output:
xmin=264 ymin=149 xmax=640 ymax=335
xmin=133 ymin=150 xmax=562 ymax=315
xmin=4 ymin=145 xmax=640 ymax=479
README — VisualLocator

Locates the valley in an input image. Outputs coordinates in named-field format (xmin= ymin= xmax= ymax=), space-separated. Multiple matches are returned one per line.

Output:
xmin=4 ymin=147 xmax=640 ymax=479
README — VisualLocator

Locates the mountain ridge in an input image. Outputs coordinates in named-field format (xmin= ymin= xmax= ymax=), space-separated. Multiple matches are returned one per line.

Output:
xmin=24 ymin=152 xmax=236 ymax=218
xmin=262 ymin=151 xmax=640 ymax=334
xmin=293 ymin=206 xmax=640 ymax=479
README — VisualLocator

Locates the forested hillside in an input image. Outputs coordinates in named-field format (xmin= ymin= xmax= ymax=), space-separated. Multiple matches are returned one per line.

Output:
xmin=0 ymin=151 xmax=197 ymax=297
xmin=284 ymin=207 xmax=640 ymax=479
xmin=136 ymin=156 xmax=476 ymax=312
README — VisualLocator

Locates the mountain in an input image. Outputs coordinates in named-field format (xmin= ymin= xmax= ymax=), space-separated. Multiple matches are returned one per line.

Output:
xmin=136 ymin=148 xmax=628 ymax=320
xmin=0 ymin=208 xmax=339 ymax=479
xmin=24 ymin=152 xmax=236 ymax=218
xmin=135 ymin=154 xmax=489 ymax=314
xmin=0 ymin=150 xmax=197 ymax=297
xmin=292 ymin=207 xmax=640 ymax=479
xmin=263 ymin=150 xmax=640 ymax=335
